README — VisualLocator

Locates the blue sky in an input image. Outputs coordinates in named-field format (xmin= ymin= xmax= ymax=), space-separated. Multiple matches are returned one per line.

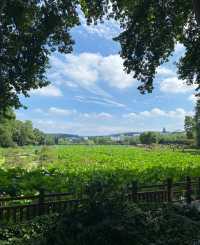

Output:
xmin=16 ymin=17 xmax=197 ymax=136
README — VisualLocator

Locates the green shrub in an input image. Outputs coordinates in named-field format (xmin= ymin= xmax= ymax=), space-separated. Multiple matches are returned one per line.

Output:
xmin=2 ymin=192 xmax=200 ymax=245
xmin=0 ymin=214 xmax=58 ymax=245
xmin=40 ymin=198 xmax=200 ymax=245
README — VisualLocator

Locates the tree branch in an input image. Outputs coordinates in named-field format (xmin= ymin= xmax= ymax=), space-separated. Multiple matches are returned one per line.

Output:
xmin=0 ymin=0 xmax=6 ymax=18
xmin=193 ymin=0 xmax=200 ymax=25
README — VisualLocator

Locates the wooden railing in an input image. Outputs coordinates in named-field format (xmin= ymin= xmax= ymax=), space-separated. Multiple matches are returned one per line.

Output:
xmin=128 ymin=177 xmax=200 ymax=204
xmin=0 ymin=191 xmax=79 ymax=223
xmin=1 ymin=176 xmax=200 ymax=224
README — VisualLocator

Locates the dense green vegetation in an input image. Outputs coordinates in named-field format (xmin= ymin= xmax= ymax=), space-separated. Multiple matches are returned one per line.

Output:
xmin=184 ymin=100 xmax=200 ymax=147
xmin=40 ymin=201 xmax=200 ymax=245
xmin=1 ymin=199 xmax=200 ymax=245
xmin=89 ymin=132 xmax=189 ymax=146
xmin=1 ymin=145 xmax=200 ymax=244
xmin=0 ymin=109 xmax=55 ymax=147
xmin=0 ymin=214 xmax=58 ymax=245
xmin=195 ymin=99 xmax=200 ymax=147
xmin=1 ymin=145 xmax=200 ymax=196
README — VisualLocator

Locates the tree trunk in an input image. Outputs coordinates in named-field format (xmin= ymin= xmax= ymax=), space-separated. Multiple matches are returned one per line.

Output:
xmin=193 ymin=0 xmax=200 ymax=25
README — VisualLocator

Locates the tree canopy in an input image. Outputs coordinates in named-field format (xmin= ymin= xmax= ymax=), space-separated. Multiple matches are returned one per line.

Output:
xmin=139 ymin=131 xmax=157 ymax=145
xmin=0 ymin=108 xmax=55 ymax=147
xmin=184 ymin=116 xmax=195 ymax=140
xmin=195 ymin=99 xmax=200 ymax=147
xmin=0 ymin=0 xmax=79 ymax=110
xmin=1 ymin=0 xmax=200 ymax=111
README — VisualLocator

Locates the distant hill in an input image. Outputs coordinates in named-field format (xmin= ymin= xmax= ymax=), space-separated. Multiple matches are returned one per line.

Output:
xmin=46 ymin=131 xmax=185 ymax=139
xmin=47 ymin=133 xmax=81 ymax=139
xmin=108 ymin=132 xmax=142 ymax=137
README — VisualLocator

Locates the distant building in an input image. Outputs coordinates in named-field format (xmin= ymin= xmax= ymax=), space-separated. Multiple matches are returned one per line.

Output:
xmin=110 ymin=134 xmax=125 ymax=141
xmin=119 ymin=135 xmax=125 ymax=141
xmin=110 ymin=132 xmax=141 ymax=141
xmin=110 ymin=136 xmax=121 ymax=141
xmin=131 ymin=133 xmax=141 ymax=137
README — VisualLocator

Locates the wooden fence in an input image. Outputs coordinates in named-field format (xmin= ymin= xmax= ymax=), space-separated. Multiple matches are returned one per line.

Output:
xmin=1 ymin=176 xmax=200 ymax=224
xmin=128 ymin=177 xmax=200 ymax=204
xmin=0 ymin=191 xmax=81 ymax=223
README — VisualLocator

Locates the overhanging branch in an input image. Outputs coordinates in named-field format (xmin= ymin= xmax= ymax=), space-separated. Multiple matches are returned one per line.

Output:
xmin=193 ymin=0 xmax=200 ymax=25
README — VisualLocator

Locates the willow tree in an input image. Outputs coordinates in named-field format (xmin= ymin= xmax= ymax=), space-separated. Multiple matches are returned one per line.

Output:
xmin=1 ymin=0 xmax=200 ymax=111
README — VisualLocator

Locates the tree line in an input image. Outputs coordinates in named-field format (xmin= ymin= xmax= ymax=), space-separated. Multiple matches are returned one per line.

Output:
xmin=88 ymin=131 xmax=190 ymax=145
xmin=0 ymin=108 xmax=54 ymax=147
xmin=184 ymin=99 xmax=200 ymax=147
xmin=1 ymin=105 xmax=199 ymax=148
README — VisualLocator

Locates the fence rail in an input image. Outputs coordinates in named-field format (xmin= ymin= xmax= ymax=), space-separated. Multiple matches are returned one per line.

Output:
xmin=1 ymin=176 xmax=200 ymax=224
xmin=129 ymin=176 xmax=200 ymax=204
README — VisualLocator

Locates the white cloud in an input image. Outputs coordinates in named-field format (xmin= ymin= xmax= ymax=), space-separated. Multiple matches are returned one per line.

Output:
xmin=64 ymin=53 xmax=99 ymax=86
xmin=33 ymin=107 xmax=77 ymax=117
xmin=139 ymin=109 xmax=166 ymax=117
xmin=33 ymin=106 xmax=112 ymax=120
xmin=97 ymin=97 xmax=126 ymax=108
xmin=74 ymin=95 xmax=126 ymax=108
xmin=96 ymin=112 xmax=113 ymax=119
xmin=160 ymin=77 xmax=195 ymax=93
xmin=31 ymin=106 xmax=191 ymax=135
xmin=123 ymin=112 xmax=137 ymax=119
xmin=168 ymin=108 xmax=189 ymax=117
xmin=139 ymin=111 xmax=151 ymax=117
xmin=98 ymin=55 xmax=135 ymax=89
xmin=150 ymin=108 xmax=167 ymax=116
xmin=156 ymin=67 xmax=175 ymax=77
xmin=63 ymin=81 xmax=79 ymax=88
xmin=31 ymin=85 xmax=63 ymax=97
xmin=80 ymin=112 xmax=113 ymax=120
xmin=123 ymin=108 xmax=193 ymax=119
xmin=33 ymin=118 xmax=131 ymax=136
xmin=21 ymin=106 xmax=193 ymax=135
xmin=50 ymin=53 xmax=136 ymax=97
xmin=95 ymin=112 xmax=112 ymax=119
xmin=48 ymin=107 xmax=77 ymax=116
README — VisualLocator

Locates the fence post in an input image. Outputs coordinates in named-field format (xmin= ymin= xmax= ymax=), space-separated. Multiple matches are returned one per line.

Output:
xmin=132 ymin=181 xmax=138 ymax=202
xmin=186 ymin=176 xmax=192 ymax=205
xmin=38 ymin=189 xmax=45 ymax=215
xmin=197 ymin=177 xmax=200 ymax=200
xmin=167 ymin=178 xmax=173 ymax=202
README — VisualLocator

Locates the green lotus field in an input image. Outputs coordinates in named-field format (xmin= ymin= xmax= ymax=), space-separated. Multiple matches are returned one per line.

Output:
xmin=1 ymin=145 xmax=200 ymax=196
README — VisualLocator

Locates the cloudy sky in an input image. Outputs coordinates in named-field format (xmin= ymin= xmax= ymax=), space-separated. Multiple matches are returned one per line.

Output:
xmin=16 ymin=17 xmax=197 ymax=136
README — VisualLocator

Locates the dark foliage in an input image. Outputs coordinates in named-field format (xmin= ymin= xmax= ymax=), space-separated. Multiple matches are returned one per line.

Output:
xmin=0 ymin=108 xmax=54 ymax=147
xmin=1 ymin=1 xmax=200 ymax=110
xmin=0 ymin=214 xmax=58 ymax=245
xmin=0 ymin=0 xmax=79 ymax=110
xmin=40 ymin=198 xmax=200 ymax=245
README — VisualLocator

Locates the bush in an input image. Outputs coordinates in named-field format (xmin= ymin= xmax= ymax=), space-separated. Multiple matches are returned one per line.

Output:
xmin=0 ymin=214 xmax=58 ymax=245
xmin=2 ymin=193 xmax=200 ymax=245
xmin=139 ymin=132 xmax=157 ymax=145
xmin=40 ymin=198 xmax=200 ymax=245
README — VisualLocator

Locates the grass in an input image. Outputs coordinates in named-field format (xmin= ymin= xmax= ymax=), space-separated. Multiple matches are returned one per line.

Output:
xmin=1 ymin=145 xmax=200 ymax=195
